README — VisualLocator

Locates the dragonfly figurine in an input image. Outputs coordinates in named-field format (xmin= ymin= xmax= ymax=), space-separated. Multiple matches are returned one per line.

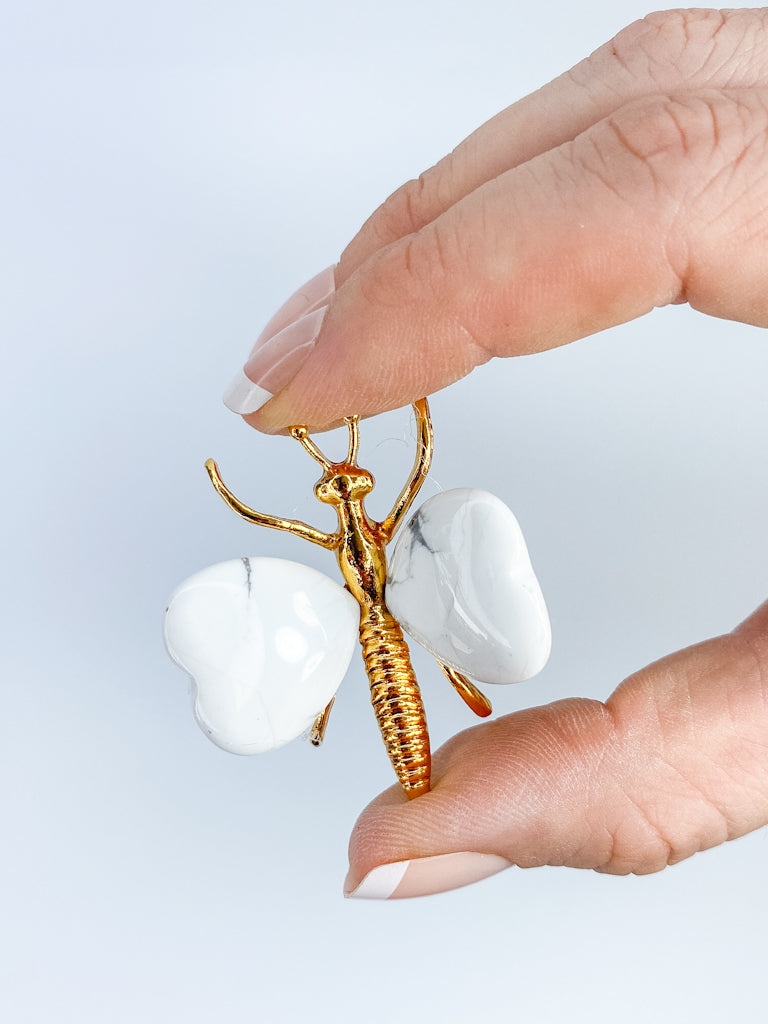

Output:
xmin=164 ymin=399 xmax=551 ymax=798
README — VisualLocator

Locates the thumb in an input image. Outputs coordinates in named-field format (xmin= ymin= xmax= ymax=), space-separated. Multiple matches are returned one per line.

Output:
xmin=343 ymin=599 xmax=768 ymax=899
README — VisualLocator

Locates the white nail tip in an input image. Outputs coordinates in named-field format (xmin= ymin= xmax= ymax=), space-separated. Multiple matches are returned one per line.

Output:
xmin=222 ymin=369 xmax=274 ymax=414
xmin=346 ymin=861 xmax=409 ymax=900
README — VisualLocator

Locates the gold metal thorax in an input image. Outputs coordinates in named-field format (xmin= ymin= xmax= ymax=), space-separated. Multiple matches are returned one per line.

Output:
xmin=206 ymin=399 xmax=490 ymax=798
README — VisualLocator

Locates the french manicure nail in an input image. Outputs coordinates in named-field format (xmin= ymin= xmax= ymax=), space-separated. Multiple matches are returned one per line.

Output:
xmin=223 ymin=265 xmax=336 ymax=415
xmin=223 ymin=304 xmax=329 ymax=414
xmin=344 ymin=852 xmax=511 ymax=900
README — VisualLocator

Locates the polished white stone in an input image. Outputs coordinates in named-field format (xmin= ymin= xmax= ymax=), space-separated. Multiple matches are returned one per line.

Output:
xmin=163 ymin=557 xmax=359 ymax=753
xmin=386 ymin=489 xmax=551 ymax=684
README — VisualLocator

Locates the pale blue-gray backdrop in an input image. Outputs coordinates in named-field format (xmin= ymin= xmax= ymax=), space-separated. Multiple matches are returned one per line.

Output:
xmin=3 ymin=1 xmax=767 ymax=1021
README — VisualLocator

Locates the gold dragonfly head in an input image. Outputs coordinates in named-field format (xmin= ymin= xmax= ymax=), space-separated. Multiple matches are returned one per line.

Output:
xmin=290 ymin=417 xmax=374 ymax=507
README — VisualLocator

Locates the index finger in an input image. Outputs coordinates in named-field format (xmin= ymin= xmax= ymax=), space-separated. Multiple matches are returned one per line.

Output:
xmin=337 ymin=9 xmax=768 ymax=281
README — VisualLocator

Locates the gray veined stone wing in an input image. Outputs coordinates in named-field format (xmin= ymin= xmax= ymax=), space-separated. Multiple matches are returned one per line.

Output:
xmin=386 ymin=489 xmax=551 ymax=685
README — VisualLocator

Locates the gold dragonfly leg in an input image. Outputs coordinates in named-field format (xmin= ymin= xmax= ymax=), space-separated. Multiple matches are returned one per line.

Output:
xmin=205 ymin=458 xmax=339 ymax=550
xmin=310 ymin=697 xmax=336 ymax=747
xmin=439 ymin=663 xmax=493 ymax=718
xmin=380 ymin=399 xmax=434 ymax=541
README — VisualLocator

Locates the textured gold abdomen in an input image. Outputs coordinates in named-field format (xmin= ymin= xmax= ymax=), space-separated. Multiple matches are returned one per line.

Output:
xmin=359 ymin=603 xmax=431 ymax=798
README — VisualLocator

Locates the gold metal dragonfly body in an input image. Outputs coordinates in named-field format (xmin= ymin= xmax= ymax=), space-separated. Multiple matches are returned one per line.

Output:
xmin=205 ymin=398 xmax=491 ymax=798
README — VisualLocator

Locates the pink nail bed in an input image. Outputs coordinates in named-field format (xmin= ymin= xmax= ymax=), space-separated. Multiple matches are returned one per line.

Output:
xmin=251 ymin=265 xmax=336 ymax=354
xmin=345 ymin=853 xmax=511 ymax=900
xmin=244 ymin=304 xmax=328 ymax=394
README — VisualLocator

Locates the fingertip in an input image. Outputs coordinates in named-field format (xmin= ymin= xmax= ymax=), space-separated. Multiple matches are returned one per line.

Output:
xmin=236 ymin=230 xmax=493 ymax=432
xmin=345 ymin=782 xmax=512 ymax=900
xmin=344 ymin=852 xmax=512 ymax=901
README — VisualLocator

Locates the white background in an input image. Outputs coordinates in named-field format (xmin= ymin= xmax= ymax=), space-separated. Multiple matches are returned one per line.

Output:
xmin=3 ymin=2 xmax=768 ymax=1021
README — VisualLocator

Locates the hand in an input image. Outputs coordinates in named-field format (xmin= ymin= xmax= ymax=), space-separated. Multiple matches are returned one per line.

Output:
xmin=225 ymin=8 xmax=768 ymax=897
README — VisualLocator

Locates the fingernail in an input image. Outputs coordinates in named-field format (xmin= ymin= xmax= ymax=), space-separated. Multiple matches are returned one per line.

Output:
xmin=223 ymin=304 xmax=329 ymax=414
xmin=344 ymin=852 xmax=511 ymax=900
xmin=223 ymin=265 xmax=336 ymax=415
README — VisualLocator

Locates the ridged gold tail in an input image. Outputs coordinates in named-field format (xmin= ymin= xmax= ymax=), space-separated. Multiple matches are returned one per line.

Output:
xmin=359 ymin=606 xmax=431 ymax=798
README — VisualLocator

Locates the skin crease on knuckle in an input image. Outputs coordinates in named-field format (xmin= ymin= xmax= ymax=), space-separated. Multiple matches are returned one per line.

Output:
xmin=600 ymin=630 xmax=768 ymax=875
xmin=606 ymin=9 xmax=757 ymax=90
xmin=575 ymin=88 xmax=768 ymax=314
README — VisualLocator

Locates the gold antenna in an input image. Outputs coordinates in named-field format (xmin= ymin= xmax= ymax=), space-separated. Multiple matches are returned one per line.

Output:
xmin=290 ymin=425 xmax=333 ymax=469
xmin=345 ymin=415 xmax=359 ymax=464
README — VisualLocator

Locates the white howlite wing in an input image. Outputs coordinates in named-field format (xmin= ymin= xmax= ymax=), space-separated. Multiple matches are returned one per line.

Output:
xmin=163 ymin=557 xmax=359 ymax=754
xmin=386 ymin=489 xmax=551 ymax=685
